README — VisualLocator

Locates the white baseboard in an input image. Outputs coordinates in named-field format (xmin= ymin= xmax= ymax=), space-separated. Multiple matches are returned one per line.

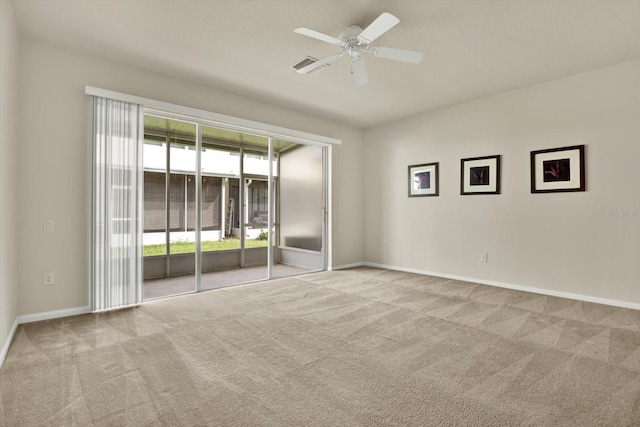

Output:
xmin=1 ymin=306 xmax=91 ymax=368
xmin=17 ymin=305 xmax=91 ymax=324
xmin=1 ymin=317 xmax=19 ymax=368
xmin=330 ymin=262 xmax=365 ymax=271
xmin=365 ymin=262 xmax=640 ymax=311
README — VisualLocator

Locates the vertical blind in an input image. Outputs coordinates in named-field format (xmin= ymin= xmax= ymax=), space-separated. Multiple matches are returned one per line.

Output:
xmin=92 ymin=97 xmax=143 ymax=311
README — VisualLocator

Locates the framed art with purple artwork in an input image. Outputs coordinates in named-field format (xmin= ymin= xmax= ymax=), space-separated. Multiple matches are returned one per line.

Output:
xmin=408 ymin=162 xmax=439 ymax=197
xmin=460 ymin=155 xmax=501 ymax=195
xmin=530 ymin=145 xmax=585 ymax=193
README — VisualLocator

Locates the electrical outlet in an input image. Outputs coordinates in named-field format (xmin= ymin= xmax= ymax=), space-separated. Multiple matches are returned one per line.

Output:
xmin=481 ymin=253 xmax=489 ymax=263
xmin=44 ymin=220 xmax=55 ymax=233
xmin=44 ymin=272 xmax=55 ymax=286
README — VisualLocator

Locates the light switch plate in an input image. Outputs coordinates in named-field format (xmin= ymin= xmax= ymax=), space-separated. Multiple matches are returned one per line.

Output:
xmin=44 ymin=220 xmax=55 ymax=233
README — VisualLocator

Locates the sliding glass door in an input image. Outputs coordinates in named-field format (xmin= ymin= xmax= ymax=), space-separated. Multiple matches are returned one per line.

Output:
xmin=142 ymin=113 xmax=327 ymax=299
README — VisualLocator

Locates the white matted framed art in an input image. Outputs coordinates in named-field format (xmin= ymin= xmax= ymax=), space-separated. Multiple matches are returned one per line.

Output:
xmin=531 ymin=145 xmax=585 ymax=193
xmin=460 ymin=155 xmax=501 ymax=195
xmin=408 ymin=162 xmax=439 ymax=197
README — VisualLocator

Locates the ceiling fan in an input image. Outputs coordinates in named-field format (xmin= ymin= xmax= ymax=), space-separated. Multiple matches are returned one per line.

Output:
xmin=294 ymin=12 xmax=423 ymax=86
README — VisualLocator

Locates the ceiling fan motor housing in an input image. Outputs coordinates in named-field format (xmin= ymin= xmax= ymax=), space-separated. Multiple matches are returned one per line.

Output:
xmin=340 ymin=26 xmax=365 ymax=47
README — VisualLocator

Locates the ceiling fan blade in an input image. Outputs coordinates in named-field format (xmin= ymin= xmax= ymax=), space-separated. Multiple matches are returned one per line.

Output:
xmin=357 ymin=12 xmax=399 ymax=45
xmin=294 ymin=28 xmax=343 ymax=45
xmin=352 ymin=58 xmax=368 ymax=86
xmin=297 ymin=52 xmax=343 ymax=74
xmin=369 ymin=46 xmax=423 ymax=64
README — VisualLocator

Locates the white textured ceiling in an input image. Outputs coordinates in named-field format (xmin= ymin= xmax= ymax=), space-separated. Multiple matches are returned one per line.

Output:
xmin=12 ymin=0 xmax=640 ymax=128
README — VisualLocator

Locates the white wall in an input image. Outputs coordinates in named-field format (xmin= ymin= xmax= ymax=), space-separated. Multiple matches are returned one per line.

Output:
xmin=18 ymin=39 xmax=364 ymax=316
xmin=0 ymin=0 xmax=20 ymax=359
xmin=364 ymin=59 xmax=640 ymax=305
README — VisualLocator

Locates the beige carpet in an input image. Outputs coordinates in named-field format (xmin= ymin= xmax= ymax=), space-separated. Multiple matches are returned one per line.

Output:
xmin=2 ymin=267 xmax=640 ymax=426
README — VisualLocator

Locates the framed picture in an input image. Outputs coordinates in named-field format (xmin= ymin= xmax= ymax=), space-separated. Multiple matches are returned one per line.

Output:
xmin=530 ymin=145 xmax=585 ymax=193
xmin=460 ymin=155 xmax=501 ymax=195
xmin=408 ymin=162 xmax=439 ymax=197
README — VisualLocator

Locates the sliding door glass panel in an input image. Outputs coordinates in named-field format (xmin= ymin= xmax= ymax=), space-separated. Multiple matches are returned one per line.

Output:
xmin=143 ymin=115 xmax=197 ymax=299
xmin=169 ymin=133 xmax=197 ymax=290
xmin=198 ymin=126 xmax=271 ymax=288
xmin=242 ymin=140 xmax=270 ymax=283
xmin=275 ymin=141 xmax=324 ymax=277
xmin=200 ymin=126 xmax=242 ymax=290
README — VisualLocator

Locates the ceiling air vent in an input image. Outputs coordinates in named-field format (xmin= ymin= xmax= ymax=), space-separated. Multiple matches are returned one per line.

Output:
xmin=291 ymin=56 xmax=330 ymax=75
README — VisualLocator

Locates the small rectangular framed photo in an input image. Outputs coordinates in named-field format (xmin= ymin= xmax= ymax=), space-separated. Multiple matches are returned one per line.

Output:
xmin=408 ymin=162 xmax=439 ymax=197
xmin=530 ymin=145 xmax=585 ymax=193
xmin=460 ymin=155 xmax=501 ymax=195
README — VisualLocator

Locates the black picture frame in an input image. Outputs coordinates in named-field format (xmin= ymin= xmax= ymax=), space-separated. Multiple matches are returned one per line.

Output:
xmin=530 ymin=145 xmax=585 ymax=193
xmin=460 ymin=155 xmax=501 ymax=195
xmin=408 ymin=162 xmax=439 ymax=197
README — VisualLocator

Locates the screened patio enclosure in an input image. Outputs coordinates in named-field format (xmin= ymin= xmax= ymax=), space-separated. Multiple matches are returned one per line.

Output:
xmin=141 ymin=114 xmax=327 ymax=299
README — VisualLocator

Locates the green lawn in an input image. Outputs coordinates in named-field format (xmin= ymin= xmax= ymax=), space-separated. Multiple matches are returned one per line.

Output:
xmin=144 ymin=238 xmax=268 ymax=256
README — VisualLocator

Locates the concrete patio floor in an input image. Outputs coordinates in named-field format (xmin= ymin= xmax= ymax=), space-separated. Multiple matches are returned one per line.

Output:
xmin=143 ymin=263 xmax=312 ymax=299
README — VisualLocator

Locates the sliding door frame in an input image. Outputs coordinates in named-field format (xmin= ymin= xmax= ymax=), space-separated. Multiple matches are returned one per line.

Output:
xmin=141 ymin=108 xmax=331 ymax=296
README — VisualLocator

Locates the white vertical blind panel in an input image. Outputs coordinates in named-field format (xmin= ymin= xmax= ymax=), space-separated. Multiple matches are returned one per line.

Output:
xmin=92 ymin=97 xmax=143 ymax=311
